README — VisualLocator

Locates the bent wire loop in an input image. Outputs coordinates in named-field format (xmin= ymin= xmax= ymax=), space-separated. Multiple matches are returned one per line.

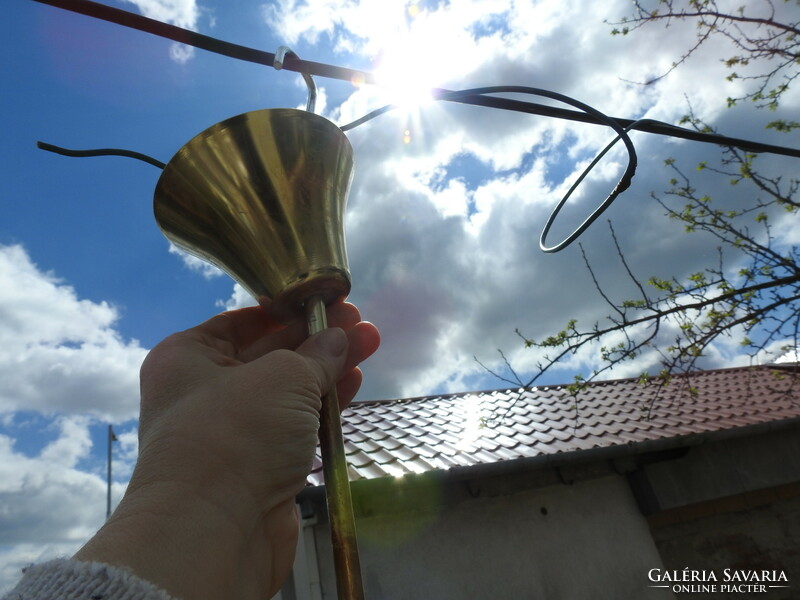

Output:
xmin=339 ymin=86 xmax=638 ymax=253
xmin=538 ymin=119 xmax=641 ymax=253
xmin=31 ymin=0 xmax=800 ymax=252
xmin=36 ymin=84 xmax=638 ymax=253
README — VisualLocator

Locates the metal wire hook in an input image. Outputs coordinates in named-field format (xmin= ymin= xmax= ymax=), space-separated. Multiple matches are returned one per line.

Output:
xmin=539 ymin=120 xmax=640 ymax=253
xmin=274 ymin=46 xmax=317 ymax=114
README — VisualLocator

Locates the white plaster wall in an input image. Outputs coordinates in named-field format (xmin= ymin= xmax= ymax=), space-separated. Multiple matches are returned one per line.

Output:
xmin=312 ymin=474 xmax=673 ymax=599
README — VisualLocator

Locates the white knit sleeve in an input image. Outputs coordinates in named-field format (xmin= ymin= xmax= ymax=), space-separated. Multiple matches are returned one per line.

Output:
xmin=2 ymin=559 xmax=178 ymax=600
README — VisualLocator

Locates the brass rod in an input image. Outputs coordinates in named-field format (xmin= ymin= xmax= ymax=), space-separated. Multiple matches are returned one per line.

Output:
xmin=306 ymin=296 xmax=364 ymax=600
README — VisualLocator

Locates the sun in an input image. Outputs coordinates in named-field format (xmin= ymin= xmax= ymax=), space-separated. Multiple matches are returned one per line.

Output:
xmin=370 ymin=3 xmax=449 ymax=111
xmin=373 ymin=51 xmax=437 ymax=110
xmin=358 ymin=1 xmax=470 ymax=145
xmin=372 ymin=47 xmax=441 ymax=145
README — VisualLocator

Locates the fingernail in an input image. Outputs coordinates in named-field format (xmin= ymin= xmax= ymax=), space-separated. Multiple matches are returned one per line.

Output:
xmin=315 ymin=328 xmax=347 ymax=357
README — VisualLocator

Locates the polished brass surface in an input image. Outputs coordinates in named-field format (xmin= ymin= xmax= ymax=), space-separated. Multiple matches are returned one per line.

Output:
xmin=153 ymin=108 xmax=353 ymax=323
xmin=307 ymin=296 xmax=365 ymax=600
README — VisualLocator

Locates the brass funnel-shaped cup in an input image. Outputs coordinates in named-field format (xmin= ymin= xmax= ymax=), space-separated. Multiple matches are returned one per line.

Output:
xmin=153 ymin=108 xmax=353 ymax=322
xmin=154 ymin=107 xmax=365 ymax=599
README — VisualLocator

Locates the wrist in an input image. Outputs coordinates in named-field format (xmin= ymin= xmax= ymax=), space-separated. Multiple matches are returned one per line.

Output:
xmin=75 ymin=480 xmax=295 ymax=600
xmin=75 ymin=448 xmax=299 ymax=600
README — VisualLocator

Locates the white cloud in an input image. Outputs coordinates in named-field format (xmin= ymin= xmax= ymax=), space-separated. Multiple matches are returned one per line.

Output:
xmin=168 ymin=243 xmax=225 ymax=279
xmin=775 ymin=347 xmax=800 ymax=364
xmin=0 ymin=417 xmax=127 ymax=593
xmin=271 ymin=0 xmax=800 ymax=401
xmin=123 ymin=0 xmax=199 ymax=28
xmin=112 ymin=427 xmax=141 ymax=480
xmin=218 ymin=283 xmax=258 ymax=311
xmin=0 ymin=244 xmax=141 ymax=587
xmin=169 ymin=43 xmax=196 ymax=64
xmin=0 ymin=245 xmax=146 ymax=421
xmin=184 ymin=0 xmax=800 ymax=403
xmin=263 ymin=0 xmax=409 ymax=51
xmin=39 ymin=416 xmax=93 ymax=468
xmin=122 ymin=0 xmax=201 ymax=62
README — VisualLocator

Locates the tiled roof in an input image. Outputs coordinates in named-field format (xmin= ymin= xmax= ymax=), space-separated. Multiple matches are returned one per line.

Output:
xmin=306 ymin=365 xmax=800 ymax=486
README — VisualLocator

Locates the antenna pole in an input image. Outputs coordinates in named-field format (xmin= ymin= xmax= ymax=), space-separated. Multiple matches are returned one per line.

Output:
xmin=106 ymin=425 xmax=113 ymax=519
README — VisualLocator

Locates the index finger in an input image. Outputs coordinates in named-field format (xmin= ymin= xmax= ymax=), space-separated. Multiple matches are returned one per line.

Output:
xmin=194 ymin=305 xmax=285 ymax=355
xmin=193 ymin=301 xmax=365 ymax=362
xmin=237 ymin=301 xmax=364 ymax=362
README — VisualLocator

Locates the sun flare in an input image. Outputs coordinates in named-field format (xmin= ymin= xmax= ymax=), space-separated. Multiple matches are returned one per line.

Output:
xmin=374 ymin=54 xmax=437 ymax=109
xmin=370 ymin=2 xmax=453 ymax=112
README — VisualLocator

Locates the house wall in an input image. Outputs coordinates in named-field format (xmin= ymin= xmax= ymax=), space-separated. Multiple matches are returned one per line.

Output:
xmin=284 ymin=428 xmax=800 ymax=599
xmin=649 ymin=492 xmax=799 ymax=600
xmin=638 ymin=428 xmax=800 ymax=510
xmin=302 ymin=473 xmax=669 ymax=600
xmin=632 ymin=428 xmax=800 ymax=600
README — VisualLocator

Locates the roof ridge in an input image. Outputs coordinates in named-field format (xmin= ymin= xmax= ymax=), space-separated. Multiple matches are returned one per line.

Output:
xmin=351 ymin=364 xmax=778 ymax=407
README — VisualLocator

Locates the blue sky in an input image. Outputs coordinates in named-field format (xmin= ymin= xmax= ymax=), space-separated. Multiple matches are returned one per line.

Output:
xmin=2 ymin=0 xmax=799 ymax=589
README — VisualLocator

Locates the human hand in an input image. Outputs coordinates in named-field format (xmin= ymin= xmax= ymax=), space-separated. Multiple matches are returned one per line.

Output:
xmin=74 ymin=302 xmax=380 ymax=600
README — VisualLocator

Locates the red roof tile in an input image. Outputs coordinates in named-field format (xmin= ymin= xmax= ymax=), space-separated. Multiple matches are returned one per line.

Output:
xmin=306 ymin=365 xmax=800 ymax=485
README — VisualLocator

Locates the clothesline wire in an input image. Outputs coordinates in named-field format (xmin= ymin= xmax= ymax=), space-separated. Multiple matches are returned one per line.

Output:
xmin=31 ymin=0 xmax=800 ymax=159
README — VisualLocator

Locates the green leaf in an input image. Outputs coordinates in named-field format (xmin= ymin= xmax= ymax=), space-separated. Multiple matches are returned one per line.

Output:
xmin=648 ymin=277 xmax=674 ymax=292
xmin=766 ymin=120 xmax=800 ymax=133
xmin=622 ymin=299 xmax=647 ymax=308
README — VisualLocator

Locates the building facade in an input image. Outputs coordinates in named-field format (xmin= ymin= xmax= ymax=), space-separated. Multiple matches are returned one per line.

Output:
xmin=279 ymin=366 xmax=800 ymax=599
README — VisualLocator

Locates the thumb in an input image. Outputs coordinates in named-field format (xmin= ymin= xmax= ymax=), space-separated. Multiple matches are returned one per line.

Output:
xmin=294 ymin=327 xmax=349 ymax=396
